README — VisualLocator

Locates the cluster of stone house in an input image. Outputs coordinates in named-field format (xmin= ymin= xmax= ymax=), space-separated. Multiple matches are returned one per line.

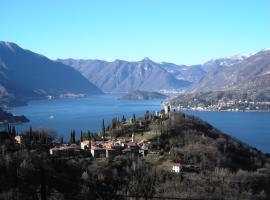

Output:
xmin=15 ymin=134 xmax=186 ymax=174
xmin=49 ymin=137 xmax=150 ymax=159
xmin=49 ymin=144 xmax=81 ymax=156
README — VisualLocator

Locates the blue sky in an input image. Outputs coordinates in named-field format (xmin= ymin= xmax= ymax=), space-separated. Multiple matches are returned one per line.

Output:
xmin=1 ymin=0 xmax=270 ymax=65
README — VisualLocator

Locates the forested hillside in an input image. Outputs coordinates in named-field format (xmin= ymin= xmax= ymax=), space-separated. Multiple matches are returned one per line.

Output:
xmin=1 ymin=111 xmax=269 ymax=200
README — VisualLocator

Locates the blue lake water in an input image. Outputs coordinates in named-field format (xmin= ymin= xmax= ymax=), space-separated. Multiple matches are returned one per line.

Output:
xmin=10 ymin=94 xmax=161 ymax=138
xmin=9 ymin=94 xmax=270 ymax=153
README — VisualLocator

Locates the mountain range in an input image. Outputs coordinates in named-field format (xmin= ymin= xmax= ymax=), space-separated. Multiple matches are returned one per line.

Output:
xmin=59 ymin=51 xmax=266 ymax=93
xmin=171 ymin=49 xmax=270 ymax=107
xmin=159 ymin=55 xmax=248 ymax=83
xmin=58 ymin=58 xmax=191 ymax=92
xmin=192 ymin=49 xmax=270 ymax=92
xmin=1 ymin=41 xmax=270 ymax=108
xmin=0 ymin=41 xmax=102 ymax=107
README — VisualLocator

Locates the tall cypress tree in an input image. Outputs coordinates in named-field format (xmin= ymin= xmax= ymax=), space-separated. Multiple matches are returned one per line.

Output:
xmin=80 ymin=131 xmax=83 ymax=142
xmin=132 ymin=114 xmax=136 ymax=123
xmin=6 ymin=124 xmax=11 ymax=135
xmin=29 ymin=126 xmax=33 ymax=141
xmin=11 ymin=126 xmax=16 ymax=137
xmin=122 ymin=115 xmax=126 ymax=123
xmin=102 ymin=119 xmax=106 ymax=141
xmin=87 ymin=131 xmax=91 ymax=140
xmin=72 ymin=130 xmax=76 ymax=144
xmin=69 ymin=130 xmax=73 ymax=144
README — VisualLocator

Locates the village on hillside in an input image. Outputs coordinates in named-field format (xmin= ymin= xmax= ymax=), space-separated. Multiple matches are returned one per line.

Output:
xmin=12 ymin=102 xmax=183 ymax=173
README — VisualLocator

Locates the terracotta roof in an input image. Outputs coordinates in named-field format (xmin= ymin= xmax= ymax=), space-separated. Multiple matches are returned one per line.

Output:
xmin=127 ymin=142 xmax=137 ymax=146
xmin=91 ymin=145 xmax=104 ymax=150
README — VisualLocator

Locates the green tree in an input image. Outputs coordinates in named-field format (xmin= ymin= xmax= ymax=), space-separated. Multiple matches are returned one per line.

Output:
xmin=122 ymin=115 xmax=126 ymax=123
xmin=11 ymin=126 xmax=16 ymax=137
xmin=102 ymin=119 xmax=106 ymax=141
xmin=28 ymin=126 xmax=33 ymax=141
xmin=87 ymin=131 xmax=91 ymax=140
xmin=132 ymin=114 xmax=136 ymax=123
xmin=80 ymin=131 xmax=83 ymax=142
xmin=70 ymin=130 xmax=76 ymax=144
xmin=144 ymin=110 xmax=150 ymax=121
xmin=69 ymin=131 xmax=73 ymax=144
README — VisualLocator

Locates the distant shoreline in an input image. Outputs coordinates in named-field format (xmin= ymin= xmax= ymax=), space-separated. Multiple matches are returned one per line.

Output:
xmin=176 ymin=108 xmax=270 ymax=113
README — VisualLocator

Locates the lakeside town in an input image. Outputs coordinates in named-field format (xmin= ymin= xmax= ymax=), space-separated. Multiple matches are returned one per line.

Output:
xmin=172 ymin=99 xmax=270 ymax=112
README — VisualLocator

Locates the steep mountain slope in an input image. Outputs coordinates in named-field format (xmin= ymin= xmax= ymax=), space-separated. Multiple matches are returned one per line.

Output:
xmin=59 ymin=52 xmax=253 ymax=93
xmin=59 ymin=58 xmax=191 ymax=92
xmin=0 ymin=41 xmax=102 ymax=106
xmin=193 ymin=50 xmax=270 ymax=92
xmin=201 ymin=54 xmax=248 ymax=72
xmin=160 ymin=62 xmax=206 ymax=83
xmin=239 ymin=73 xmax=270 ymax=91
xmin=158 ymin=55 xmax=248 ymax=83
xmin=171 ymin=51 xmax=270 ymax=110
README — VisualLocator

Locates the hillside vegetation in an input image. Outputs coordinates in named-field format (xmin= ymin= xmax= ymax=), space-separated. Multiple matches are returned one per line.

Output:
xmin=1 ymin=111 xmax=270 ymax=199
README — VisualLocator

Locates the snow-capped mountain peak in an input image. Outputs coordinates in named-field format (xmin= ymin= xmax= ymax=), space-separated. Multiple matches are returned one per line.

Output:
xmin=259 ymin=48 xmax=270 ymax=53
